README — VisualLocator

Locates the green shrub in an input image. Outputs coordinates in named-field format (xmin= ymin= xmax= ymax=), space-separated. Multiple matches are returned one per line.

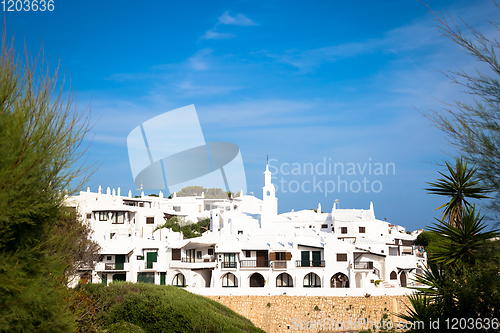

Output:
xmin=106 ymin=322 xmax=144 ymax=333
xmin=76 ymin=282 xmax=264 ymax=333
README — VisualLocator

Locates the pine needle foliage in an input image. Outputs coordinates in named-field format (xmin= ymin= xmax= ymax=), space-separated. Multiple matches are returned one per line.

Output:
xmin=0 ymin=30 xmax=98 ymax=332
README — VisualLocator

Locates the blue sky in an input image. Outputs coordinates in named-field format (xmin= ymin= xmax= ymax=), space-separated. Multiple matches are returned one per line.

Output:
xmin=4 ymin=0 xmax=497 ymax=231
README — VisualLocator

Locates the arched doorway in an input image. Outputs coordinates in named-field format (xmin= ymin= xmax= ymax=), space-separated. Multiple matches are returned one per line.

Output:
xmin=172 ymin=273 xmax=186 ymax=287
xmin=330 ymin=273 xmax=349 ymax=288
xmin=250 ymin=273 xmax=265 ymax=287
xmin=222 ymin=273 xmax=238 ymax=287
xmin=303 ymin=272 xmax=321 ymax=288
xmin=400 ymin=271 xmax=407 ymax=287
xmin=276 ymin=273 xmax=293 ymax=287
xmin=355 ymin=273 xmax=362 ymax=288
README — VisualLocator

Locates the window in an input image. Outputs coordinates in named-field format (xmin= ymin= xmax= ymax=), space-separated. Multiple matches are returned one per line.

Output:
xmin=171 ymin=249 xmax=181 ymax=261
xmin=276 ymin=273 xmax=293 ymax=287
xmin=136 ymin=255 xmax=144 ymax=260
xmin=303 ymin=272 xmax=321 ymax=287
xmin=359 ymin=227 xmax=366 ymax=233
xmin=222 ymin=273 xmax=238 ymax=287
xmin=245 ymin=250 xmax=251 ymax=258
xmin=86 ymin=213 xmax=92 ymax=219
xmin=341 ymin=227 xmax=347 ymax=234
xmin=173 ymin=206 xmax=181 ymax=212
xmin=106 ymin=256 xmax=112 ymax=261
xmin=114 ymin=212 xmax=125 ymax=224
xmin=208 ymin=248 xmax=214 ymax=255
xmin=321 ymin=224 xmax=328 ymax=229
xmin=146 ymin=217 xmax=154 ymax=224
xmin=224 ymin=253 xmax=236 ymax=268
xmin=390 ymin=271 xmax=397 ymax=280
xmin=197 ymin=251 xmax=202 ymax=259
xmin=336 ymin=253 xmax=348 ymax=262
xmin=172 ymin=273 xmax=185 ymax=287
xmin=238 ymin=230 xmax=243 ymax=235
xmin=205 ymin=204 xmax=211 ymax=210
xmin=99 ymin=212 xmax=108 ymax=221
xmin=275 ymin=252 xmax=286 ymax=261
xmin=199 ymin=205 xmax=202 ymax=213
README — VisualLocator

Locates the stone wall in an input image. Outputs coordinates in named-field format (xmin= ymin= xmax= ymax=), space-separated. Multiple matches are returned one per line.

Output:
xmin=206 ymin=295 xmax=411 ymax=333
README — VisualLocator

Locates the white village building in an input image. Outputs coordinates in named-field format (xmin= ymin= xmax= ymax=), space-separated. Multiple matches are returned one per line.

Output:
xmin=67 ymin=165 xmax=426 ymax=295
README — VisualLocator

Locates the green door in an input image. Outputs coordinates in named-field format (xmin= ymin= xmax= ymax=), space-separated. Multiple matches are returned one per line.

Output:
xmin=137 ymin=272 xmax=155 ymax=284
xmin=160 ymin=272 xmax=166 ymax=285
xmin=115 ymin=254 xmax=125 ymax=270
xmin=312 ymin=251 xmax=321 ymax=267
xmin=146 ymin=252 xmax=157 ymax=269
xmin=102 ymin=273 xmax=107 ymax=285
xmin=113 ymin=273 xmax=126 ymax=282
xmin=301 ymin=251 xmax=310 ymax=267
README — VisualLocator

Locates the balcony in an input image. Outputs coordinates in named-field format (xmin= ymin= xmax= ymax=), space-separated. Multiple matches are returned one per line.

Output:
xmin=272 ymin=261 xmax=287 ymax=269
xmin=240 ymin=260 xmax=270 ymax=268
xmin=181 ymin=257 xmax=216 ymax=263
xmin=96 ymin=262 xmax=129 ymax=271
xmin=222 ymin=262 xmax=237 ymax=268
xmin=354 ymin=261 xmax=373 ymax=269
xmin=295 ymin=260 xmax=325 ymax=268
xmin=144 ymin=262 xmax=156 ymax=270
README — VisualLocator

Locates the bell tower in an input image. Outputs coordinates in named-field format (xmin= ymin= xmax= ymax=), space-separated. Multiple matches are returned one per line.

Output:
xmin=261 ymin=163 xmax=278 ymax=227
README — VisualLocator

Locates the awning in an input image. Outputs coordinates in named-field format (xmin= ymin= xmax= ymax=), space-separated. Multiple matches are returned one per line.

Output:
xmin=397 ymin=267 xmax=416 ymax=274
xmin=298 ymin=244 xmax=324 ymax=250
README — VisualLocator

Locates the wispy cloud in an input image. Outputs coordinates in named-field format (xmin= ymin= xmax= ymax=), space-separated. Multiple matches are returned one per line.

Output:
xmin=188 ymin=48 xmax=213 ymax=70
xmin=200 ymin=11 xmax=257 ymax=41
xmin=263 ymin=1 xmax=494 ymax=72
xmin=175 ymin=81 xmax=242 ymax=95
xmin=199 ymin=28 xmax=236 ymax=40
xmin=218 ymin=11 xmax=257 ymax=26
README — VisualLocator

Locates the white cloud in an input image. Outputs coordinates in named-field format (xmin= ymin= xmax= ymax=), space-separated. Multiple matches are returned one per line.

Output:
xmin=218 ymin=11 xmax=257 ymax=26
xmin=188 ymin=48 xmax=213 ymax=70
xmin=200 ymin=28 xmax=236 ymax=40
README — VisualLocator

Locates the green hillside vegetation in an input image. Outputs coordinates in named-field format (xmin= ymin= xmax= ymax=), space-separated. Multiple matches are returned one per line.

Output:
xmin=155 ymin=216 xmax=211 ymax=239
xmin=171 ymin=186 xmax=240 ymax=199
xmin=73 ymin=282 xmax=264 ymax=333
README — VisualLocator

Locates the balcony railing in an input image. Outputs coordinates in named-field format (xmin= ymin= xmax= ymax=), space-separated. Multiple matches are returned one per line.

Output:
xmin=295 ymin=260 xmax=325 ymax=268
xmin=104 ymin=263 xmax=125 ymax=270
xmin=240 ymin=260 xmax=270 ymax=268
xmin=181 ymin=257 xmax=216 ymax=263
xmin=222 ymin=262 xmax=237 ymax=268
xmin=354 ymin=261 xmax=373 ymax=269
xmin=272 ymin=261 xmax=287 ymax=269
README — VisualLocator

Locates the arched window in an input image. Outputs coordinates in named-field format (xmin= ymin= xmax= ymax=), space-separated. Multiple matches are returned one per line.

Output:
xmin=330 ymin=273 xmax=349 ymax=288
xmin=222 ymin=273 xmax=238 ymax=287
xmin=303 ymin=272 xmax=321 ymax=288
xmin=276 ymin=273 xmax=293 ymax=287
xmin=172 ymin=273 xmax=185 ymax=287
xmin=390 ymin=271 xmax=397 ymax=280
xmin=250 ymin=273 xmax=265 ymax=287
xmin=266 ymin=191 xmax=270 ymax=196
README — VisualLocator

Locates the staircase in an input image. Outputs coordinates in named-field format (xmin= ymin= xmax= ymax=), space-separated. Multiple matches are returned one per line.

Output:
xmin=378 ymin=280 xmax=394 ymax=288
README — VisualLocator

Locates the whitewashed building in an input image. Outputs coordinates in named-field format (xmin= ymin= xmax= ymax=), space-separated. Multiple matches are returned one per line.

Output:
xmin=67 ymin=165 xmax=426 ymax=295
